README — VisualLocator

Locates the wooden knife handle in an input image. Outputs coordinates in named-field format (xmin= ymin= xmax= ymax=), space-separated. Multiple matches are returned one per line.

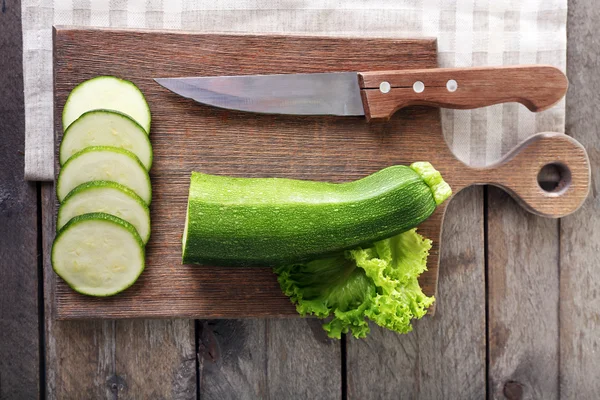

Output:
xmin=358 ymin=65 xmax=568 ymax=122
xmin=460 ymin=132 xmax=590 ymax=218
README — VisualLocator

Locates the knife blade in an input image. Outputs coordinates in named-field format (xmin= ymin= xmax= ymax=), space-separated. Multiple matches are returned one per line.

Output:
xmin=155 ymin=72 xmax=365 ymax=117
xmin=154 ymin=65 xmax=568 ymax=122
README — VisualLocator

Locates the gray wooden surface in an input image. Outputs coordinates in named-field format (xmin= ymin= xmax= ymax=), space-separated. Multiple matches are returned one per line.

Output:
xmin=0 ymin=1 xmax=40 ymax=399
xmin=198 ymin=319 xmax=341 ymax=399
xmin=487 ymin=189 xmax=560 ymax=399
xmin=2 ymin=0 xmax=600 ymax=399
xmin=561 ymin=1 xmax=600 ymax=397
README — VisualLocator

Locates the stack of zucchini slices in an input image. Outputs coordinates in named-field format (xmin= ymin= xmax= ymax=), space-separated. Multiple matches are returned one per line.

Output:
xmin=52 ymin=76 xmax=152 ymax=296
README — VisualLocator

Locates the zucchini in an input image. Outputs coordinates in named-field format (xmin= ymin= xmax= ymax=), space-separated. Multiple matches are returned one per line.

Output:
xmin=182 ymin=162 xmax=451 ymax=266
xmin=51 ymin=213 xmax=145 ymax=297
xmin=62 ymin=76 xmax=151 ymax=132
xmin=58 ymin=181 xmax=151 ymax=244
xmin=56 ymin=146 xmax=151 ymax=204
xmin=60 ymin=109 xmax=153 ymax=170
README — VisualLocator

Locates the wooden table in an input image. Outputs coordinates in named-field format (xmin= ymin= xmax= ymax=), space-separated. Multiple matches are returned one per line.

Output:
xmin=1 ymin=1 xmax=598 ymax=398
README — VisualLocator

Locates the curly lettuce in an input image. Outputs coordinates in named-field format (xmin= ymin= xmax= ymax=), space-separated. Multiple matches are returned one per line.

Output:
xmin=274 ymin=228 xmax=434 ymax=339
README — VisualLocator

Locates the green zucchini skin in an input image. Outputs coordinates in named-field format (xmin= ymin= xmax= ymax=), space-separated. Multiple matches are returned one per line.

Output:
xmin=182 ymin=164 xmax=450 ymax=266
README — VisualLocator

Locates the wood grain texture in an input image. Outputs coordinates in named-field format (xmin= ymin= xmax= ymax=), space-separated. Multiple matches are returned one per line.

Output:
xmin=0 ymin=0 xmax=40 ymax=397
xmin=347 ymin=187 xmax=486 ymax=399
xmin=476 ymin=133 xmax=588 ymax=217
xmin=560 ymin=0 xmax=600 ymax=396
xmin=47 ymin=320 xmax=116 ymax=399
xmin=115 ymin=320 xmax=197 ymax=399
xmin=198 ymin=319 xmax=341 ymax=400
xmin=487 ymin=189 xmax=560 ymax=399
xmin=358 ymin=65 xmax=568 ymax=121
xmin=53 ymin=27 xmax=589 ymax=319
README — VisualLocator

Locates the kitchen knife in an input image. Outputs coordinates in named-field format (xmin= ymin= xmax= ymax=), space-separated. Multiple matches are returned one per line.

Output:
xmin=154 ymin=65 xmax=568 ymax=122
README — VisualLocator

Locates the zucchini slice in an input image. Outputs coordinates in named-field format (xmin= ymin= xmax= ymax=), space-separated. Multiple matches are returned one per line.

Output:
xmin=58 ymin=181 xmax=151 ymax=244
xmin=56 ymin=146 xmax=151 ymax=204
xmin=60 ymin=109 xmax=153 ymax=170
xmin=62 ymin=76 xmax=151 ymax=132
xmin=52 ymin=213 xmax=145 ymax=297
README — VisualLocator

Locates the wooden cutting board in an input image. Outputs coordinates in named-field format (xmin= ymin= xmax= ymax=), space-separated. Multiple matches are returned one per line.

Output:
xmin=53 ymin=27 xmax=589 ymax=319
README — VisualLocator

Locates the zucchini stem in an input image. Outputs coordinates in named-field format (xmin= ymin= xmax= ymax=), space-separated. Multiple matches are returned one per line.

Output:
xmin=410 ymin=162 xmax=452 ymax=205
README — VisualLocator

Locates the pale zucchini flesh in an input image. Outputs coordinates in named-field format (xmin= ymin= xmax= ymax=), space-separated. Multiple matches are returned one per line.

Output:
xmin=52 ymin=213 xmax=145 ymax=297
xmin=57 ymin=146 xmax=151 ymax=204
xmin=62 ymin=76 xmax=151 ymax=132
xmin=60 ymin=109 xmax=153 ymax=170
xmin=58 ymin=181 xmax=151 ymax=244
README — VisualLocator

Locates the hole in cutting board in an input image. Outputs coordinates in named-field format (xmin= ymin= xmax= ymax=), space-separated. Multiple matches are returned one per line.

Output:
xmin=537 ymin=162 xmax=571 ymax=193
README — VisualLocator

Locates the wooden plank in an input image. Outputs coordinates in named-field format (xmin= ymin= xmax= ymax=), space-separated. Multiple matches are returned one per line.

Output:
xmin=198 ymin=320 xmax=267 ymax=399
xmin=42 ymin=184 xmax=116 ymax=399
xmin=265 ymin=319 xmax=341 ymax=398
xmin=0 ymin=0 xmax=40 ymax=398
xmin=487 ymin=188 xmax=559 ymax=399
xmin=560 ymin=0 xmax=600 ymax=396
xmin=347 ymin=186 xmax=486 ymax=399
xmin=115 ymin=320 xmax=197 ymax=399
xmin=53 ymin=27 xmax=586 ymax=319
xmin=199 ymin=319 xmax=341 ymax=400
xmin=45 ymin=320 xmax=116 ymax=399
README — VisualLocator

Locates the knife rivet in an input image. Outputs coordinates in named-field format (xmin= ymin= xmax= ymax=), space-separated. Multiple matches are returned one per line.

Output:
xmin=413 ymin=81 xmax=425 ymax=93
xmin=447 ymin=79 xmax=458 ymax=92
xmin=379 ymin=81 xmax=391 ymax=94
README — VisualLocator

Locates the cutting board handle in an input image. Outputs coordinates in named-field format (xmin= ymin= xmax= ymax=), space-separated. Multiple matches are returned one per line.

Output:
xmin=460 ymin=132 xmax=590 ymax=217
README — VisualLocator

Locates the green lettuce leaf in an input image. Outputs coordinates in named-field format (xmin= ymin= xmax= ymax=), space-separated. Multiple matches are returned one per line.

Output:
xmin=274 ymin=228 xmax=434 ymax=339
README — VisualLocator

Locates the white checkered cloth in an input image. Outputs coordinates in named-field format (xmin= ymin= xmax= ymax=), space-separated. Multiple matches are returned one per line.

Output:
xmin=22 ymin=0 xmax=567 ymax=180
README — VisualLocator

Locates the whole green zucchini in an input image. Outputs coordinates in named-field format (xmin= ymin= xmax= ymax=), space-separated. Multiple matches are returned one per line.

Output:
xmin=182 ymin=162 xmax=451 ymax=266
